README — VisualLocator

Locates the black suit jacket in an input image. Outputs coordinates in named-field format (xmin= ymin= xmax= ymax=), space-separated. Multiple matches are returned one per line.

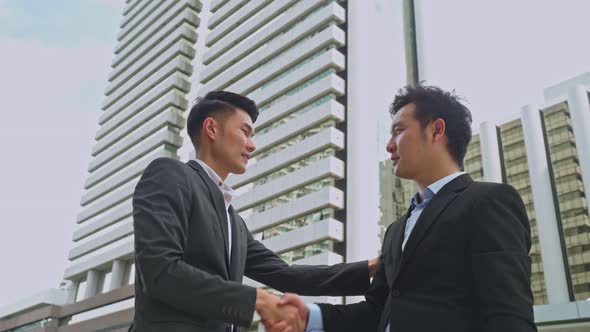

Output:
xmin=130 ymin=158 xmax=369 ymax=332
xmin=318 ymin=174 xmax=537 ymax=332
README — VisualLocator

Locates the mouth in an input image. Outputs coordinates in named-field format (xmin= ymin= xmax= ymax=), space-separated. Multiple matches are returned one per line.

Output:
xmin=391 ymin=157 xmax=400 ymax=166
xmin=241 ymin=153 xmax=250 ymax=163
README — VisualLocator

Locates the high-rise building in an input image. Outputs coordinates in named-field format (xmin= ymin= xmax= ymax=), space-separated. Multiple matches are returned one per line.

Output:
xmin=463 ymin=74 xmax=590 ymax=306
xmin=497 ymin=117 xmax=548 ymax=304
xmin=0 ymin=0 xmax=202 ymax=330
xmin=64 ymin=0 xmax=201 ymax=302
xmin=8 ymin=1 xmax=590 ymax=331
xmin=198 ymin=2 xmax=395 ymax=329
xmin=1 ymin=1 xmax=403 ymax=331
xmin=202 ymin=2 xmax=351 ymax=285
xmin=378 ymin=159 xmax=415 ymax=243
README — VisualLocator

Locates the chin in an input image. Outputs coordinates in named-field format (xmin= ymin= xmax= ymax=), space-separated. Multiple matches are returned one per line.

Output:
xmin=232 ymin=164 xmax=247 ymax=174
xmin=394 ymin=167 xmax=407 ymax=179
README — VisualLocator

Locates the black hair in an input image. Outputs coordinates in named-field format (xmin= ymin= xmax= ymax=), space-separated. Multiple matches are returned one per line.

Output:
xmin=186 ymin=91 xmax=258 ymax=148
xmin=390 ymin=83 xmax=472 ymax=166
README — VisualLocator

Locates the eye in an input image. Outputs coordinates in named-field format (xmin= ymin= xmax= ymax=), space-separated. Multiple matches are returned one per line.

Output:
xmin=394 ymin=128 xmax=403 ymax=135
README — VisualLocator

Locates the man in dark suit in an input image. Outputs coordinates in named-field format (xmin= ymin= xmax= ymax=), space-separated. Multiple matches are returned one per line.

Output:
xmin=130 ymin=91 xmax=378 ymax=332
xmin=272 ymin=84 xmax=537 ymax=332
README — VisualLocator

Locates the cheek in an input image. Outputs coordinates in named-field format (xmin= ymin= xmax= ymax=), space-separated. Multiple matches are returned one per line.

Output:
xmin=230 ymin=136 xmax=247 ymax=155
xmin=395 ymin=137 xmax=405 ymax=151
xmin=397 ymin=137 xmax=417 ymax=162
xmin=231 ymin=134 xmax=246 ymax=147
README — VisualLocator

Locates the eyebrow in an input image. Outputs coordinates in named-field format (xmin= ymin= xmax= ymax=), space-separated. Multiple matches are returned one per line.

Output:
xmin=243 ymin=123 xmax=255 ymax=136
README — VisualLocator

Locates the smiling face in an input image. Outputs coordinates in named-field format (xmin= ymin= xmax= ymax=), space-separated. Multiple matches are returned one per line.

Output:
xmin=210 ymin=108 xmax=256 ymax=176
xmin=386 ymin=103 xmax=432 ymax=181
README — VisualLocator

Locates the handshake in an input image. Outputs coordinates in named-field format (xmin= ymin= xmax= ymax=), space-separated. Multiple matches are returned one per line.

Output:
xmin=255 ymin=289 xmax=308 ymax=332
xmin=254 ymin=256 xmax=379 ymax=331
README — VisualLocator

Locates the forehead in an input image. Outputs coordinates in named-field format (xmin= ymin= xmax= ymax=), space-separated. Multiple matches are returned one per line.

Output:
xmin=226 ymin=107 xmax=253 ymax=125
xmin=392 ymin=103 xmax=417 ymax=125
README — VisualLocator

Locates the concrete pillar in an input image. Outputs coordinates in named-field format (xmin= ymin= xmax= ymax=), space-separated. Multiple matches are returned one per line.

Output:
xmin=402 ymin=0 xmax=419 ymax=86
xmin=521 ymin=104 xmax=570 ymax=304
xmin=479 ymin=121 xmax=503 ymax=183
xmin=412 ymin=0 xmax=428 ymax=82
xmin=84 ymin=269 xmax=102 ymax=299
xmin=567 ymin=86 xmax=590 ymax=201
xmin=345 ymin=0 xmax=383 ymax=304
xmin=109 ymin=260 xmax=127 ymax=291
xmin=127 ymin=263 xmax=136 ymax=285
xmin=60 ymin=280 xmax=77 ymax=304
xmin=345 ymin=1 xmax=381 ymax=262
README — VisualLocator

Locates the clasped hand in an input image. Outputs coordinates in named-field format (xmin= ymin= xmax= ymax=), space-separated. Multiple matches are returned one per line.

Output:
xmin=256 ymin=289 xmax=308 ymax=332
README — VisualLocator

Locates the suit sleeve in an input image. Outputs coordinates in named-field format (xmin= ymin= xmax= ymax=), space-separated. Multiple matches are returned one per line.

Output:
xmin=133 ymin=158 xmax=256 ymax=327
xmin=242 ymin=220 xmax=370 ymax=296
xmin=469 ymin=184 xmax=537 ymax=332
xmin=316 ymin=258 xmax=386 ymax=331
xmin=314 ymin=224 xmax=397 ymax=332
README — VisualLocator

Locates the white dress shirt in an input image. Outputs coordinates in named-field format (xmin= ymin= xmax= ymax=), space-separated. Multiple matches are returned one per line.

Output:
xmin=195 ymin=159 xmax=237 ymax=259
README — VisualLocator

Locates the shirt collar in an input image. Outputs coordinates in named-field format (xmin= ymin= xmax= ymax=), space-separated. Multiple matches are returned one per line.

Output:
xmin=428 ymin=171 xmax=466 ymax=195
xmin=194 ymin=159 xmax=237 ymax=203
xmin=410 ymin=171 xmax=466 ymax=209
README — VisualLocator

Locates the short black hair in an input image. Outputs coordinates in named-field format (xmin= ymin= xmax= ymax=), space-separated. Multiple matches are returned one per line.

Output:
xmin=186 ymin=91 xmax=259 ymax=148
xmin=390 ymin=83 xmax=472 ymax=166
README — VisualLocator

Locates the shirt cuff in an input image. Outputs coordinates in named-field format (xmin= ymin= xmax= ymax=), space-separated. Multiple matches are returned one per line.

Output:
xmin=305 ymin=303 xmax=324 ymax=332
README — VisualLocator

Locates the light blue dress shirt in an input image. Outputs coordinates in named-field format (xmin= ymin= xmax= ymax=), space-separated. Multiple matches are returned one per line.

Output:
xmin=306 ymin=172 xmax=465 ymax=332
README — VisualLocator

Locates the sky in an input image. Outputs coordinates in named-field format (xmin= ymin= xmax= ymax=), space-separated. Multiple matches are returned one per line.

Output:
xmin=417 ymin=0 xmax=590 ymax=129
xmin=0 ymin=0 xmax=125 ymax=307
xmin=0 ymin=0 xmax=589 ymax=309
xmin=375 ymin=0 xmax=590 ymax=160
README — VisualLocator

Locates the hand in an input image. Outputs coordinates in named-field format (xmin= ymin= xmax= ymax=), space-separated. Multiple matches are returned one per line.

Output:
xmin=256 ymin=289 xmax=305 ymax=332
xmin=280 ymin=293 xmax=308 ymax=319
xmin=263 ymin=319 xmax=295 ymax=332
xmin=263 ymin=293 xmax=309 ymax=332
xmin=368 ymin=255 xmax=380 ymax=278
xmin=266 ymin=293 xmax=308 ymax=332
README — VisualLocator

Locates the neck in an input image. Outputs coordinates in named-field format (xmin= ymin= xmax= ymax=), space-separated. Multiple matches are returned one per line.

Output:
xmin=197 ymin=150 xmax=229 ymax=181
xmin=415 ymin=160 xmax=461 ymax=198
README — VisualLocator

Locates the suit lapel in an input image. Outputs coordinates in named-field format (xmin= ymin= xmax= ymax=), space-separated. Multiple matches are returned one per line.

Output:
xmin=387 ymin=207 xmax=411 ymax=287
xmin=373 ymin=211 xmax=410 ymax=329
xmin=399 ymin=174 xmax=472 ymax=268
xmin=187 ymin=160 xmax=231 ymax=271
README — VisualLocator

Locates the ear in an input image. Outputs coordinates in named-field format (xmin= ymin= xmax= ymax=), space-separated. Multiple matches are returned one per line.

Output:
xmin=432 ymin=118 xmax=446 ymax=142
xmin=203 ymin=117 xmax=218 ymax=142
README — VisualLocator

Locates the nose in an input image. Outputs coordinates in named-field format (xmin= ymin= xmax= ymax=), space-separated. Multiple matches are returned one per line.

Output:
xmin=247 ymin=138 xmax=256 ymax=153
xmin=386 ymin=137 xmax=396 ymax=154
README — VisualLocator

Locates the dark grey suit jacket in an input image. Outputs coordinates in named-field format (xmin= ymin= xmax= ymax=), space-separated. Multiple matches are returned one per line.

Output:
xmin=317 ymin=174 xmax=537 ymax=332
xmin=130 ymin=158 xmax=369 ymax=332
